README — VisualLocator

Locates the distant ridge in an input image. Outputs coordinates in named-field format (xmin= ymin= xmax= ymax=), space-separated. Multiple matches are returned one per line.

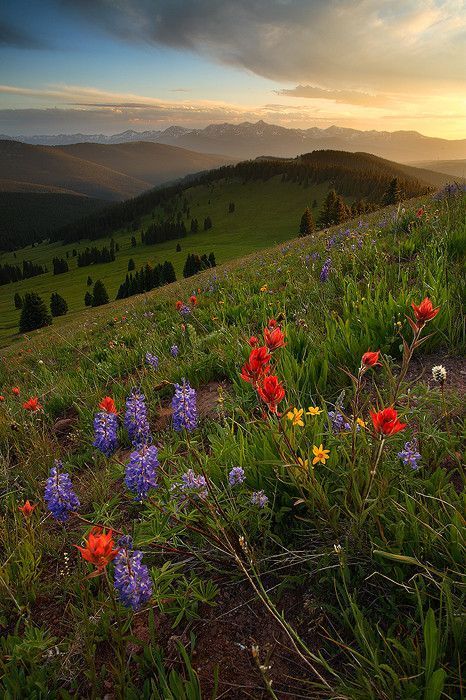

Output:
xmin=2 ymin=120 xmax=466 ymax=162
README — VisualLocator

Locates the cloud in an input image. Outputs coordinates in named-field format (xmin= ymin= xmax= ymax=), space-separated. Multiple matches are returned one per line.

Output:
xmin=61 ymin=0 xmax=466 ymax=91
xmin=276 ymin=85 xmax=391 ymax=107
xmin=0 ymin=19 xmax=49 ymax=49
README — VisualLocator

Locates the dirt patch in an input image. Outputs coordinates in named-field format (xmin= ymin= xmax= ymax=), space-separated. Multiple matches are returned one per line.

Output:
xmin=52 ymin=407 xmax=79 ymax=449
xmin=405 ymin=353 xmax=466 ymax=396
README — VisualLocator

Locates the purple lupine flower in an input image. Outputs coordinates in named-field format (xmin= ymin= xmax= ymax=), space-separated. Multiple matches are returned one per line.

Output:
xmin=170 ymin=345 xmax=179 ymax=358
xmin=180 ymin=468 xmax=208 ymax=498
xmin=251 ymin=490 xmax=268 ymax=508
xmin=125 ymin=444 xmax=159 ymax=500
xmin=311 ymin=251 xmax=320 ymax=261
xmin=398 ymin=441 xmax=421 ymax=470
xmin=114 ymin=548 xmax=153 ymax=610
xmin=93 ymin=411 xmax=118 ymax=456
xmin=44 ymin=460 xmax=80 ymax=522
xmin=124 ymin=388 xmax=151 ymax=445
xmin=228 ymin=466 xmax=245 ymax=486
xmin=145 ymin=352 xmax=159 ymax=369
xmin=172 ymin=380 xmax=197 ymax=432
xmin=179 ymin=304 xmax=191 ymax=316
xmin=328 ymin=410 xmax=351 ymax=434
xmin=320 ymin=258 xmax=332 ymax=282
xmin=117 ymin=534 xmax=133 ymax=549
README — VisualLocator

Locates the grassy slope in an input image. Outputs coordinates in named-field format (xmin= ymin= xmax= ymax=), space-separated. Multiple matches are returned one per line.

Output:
xmin=0 ymin=177 xmax=329 ymax=346
xmin=0 ymin=192 xmax=463 ymax=698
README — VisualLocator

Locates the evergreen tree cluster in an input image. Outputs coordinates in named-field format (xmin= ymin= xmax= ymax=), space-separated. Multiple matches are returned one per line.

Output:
xmin=77 ymin=245 xmax=115 ymax=267
xmin=142 ymin=220 xmax=186 ymax=245
xmin=0 ymin=259 xmax=46 ymax=286
xmin=317 ymin=190 xmax=378 ymax=227
xmin=183 ymin=252 xmax=216 ymax=278
xmin=203 ymin=216 xmax=213 ymax=231
xmin=19 ymin=292 xmax=52 ymax=333
xmin=299 ymin=208 xmax=315 ymax=236
xmin=116 ymin=261 xmax=176 ymax=300
xmin=50 ymin=292 xmax=68 ymax=317
xmin=52 ymin=257 xmax=69 ymax=275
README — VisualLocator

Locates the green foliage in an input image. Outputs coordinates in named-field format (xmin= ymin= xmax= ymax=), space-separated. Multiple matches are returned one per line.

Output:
xmin=50 ymin=291 xmax=68 ymax=317
xmin=91 ymin=279 xmax=109 ymax=306
xmin=18 ymin=291 xmax=52 ymax=332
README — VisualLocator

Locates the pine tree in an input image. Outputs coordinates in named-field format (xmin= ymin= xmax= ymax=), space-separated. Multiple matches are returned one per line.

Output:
xmin=131 ymin=236 xmax=137 ymax=248
xmin=204 ymin=216 xmax=212 ymax=230
xmin=91 ymin=280 xmax=109 ymax=307
xmin=318 ymin=190 xmax=338 ymax=227
xmin=228 ymin=202 xmax=235 ymax=213
xmin=332 ymin=196 xmax=349 ymax=224
xmin=208 ymin=252 xmax=216 ymax=267
xmin=87 ymin=275 xmax=93 ymax=286
xmin=299 ymin=208 xmax=315 ymax=237
xmin=19 ymin=292 xmax=52 ymax=333
xmin=128 ymin=258 xmax=135 ymax=271
xmin=383 ymin=178 xmax=402 ymax=205
xmin=84 ymin=291 xmax=93 ymax=306
xmin=14 ymin=292 xmax=22 ymax=309
xmin=176 ymin=243 xmax=182 ymax=252
xmin=50 ymin=292 xmax=68 ymax=317
xmin=162 ymin=261 xmax=176 ymax=284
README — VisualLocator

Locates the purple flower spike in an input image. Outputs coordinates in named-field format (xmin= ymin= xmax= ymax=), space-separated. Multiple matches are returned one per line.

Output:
xmin=124 ymin=388 xmax=151 ymax=445
xmin=44 ymin=460 xmax=80 ymax=522
xmin=125 ymin=444 xmax=159 ymax=500
xmin=228 ymin=467 xmax=245 ymax=486
xmin=172 ymin=380 xmax=197 ymax=432
xmin=114 ymin=549 xmax=153 ymax=610
xmin=93 ymin=411 xmax=118 ymax=456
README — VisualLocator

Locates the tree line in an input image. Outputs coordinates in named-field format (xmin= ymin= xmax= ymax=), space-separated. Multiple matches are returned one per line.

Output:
xmin=116 ymin=261 xmax=176 ymax=300
xmin=0 ymin=259 xmax=46 ymax=286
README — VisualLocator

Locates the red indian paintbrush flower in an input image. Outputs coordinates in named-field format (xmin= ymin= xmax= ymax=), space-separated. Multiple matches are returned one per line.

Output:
xmin=75 ymin=527 xmax=119 ymax=572
xmin=12 ymin=387 xmax=20 ymax=396
xmin=190 ymin=295 xmax=197 ymax=306
xmin=23 ymin=397 xmax=42 ymax=411
xmin=240 ymin=346 xmax=271 ymax=386
xmin=361 ymin=350 xmax=381 ymax=368
xmin=0 ymin=395 xmax=4 ymax=402
xmin=175 ymin=300 xmax=183 ymax=311
xmin=99 ymin=396 xmax=118 ymax=414
xmin=248 ymin=336 xmax=258 ymax=347
xmin=18 ymin=500 xmax=37 ymax=517
xmin=267 ymin=318 xmax=278 ymax=328
xmin=264 ymin=325 xmax=286 ymax=351
xmin=257 ymin=375 xmax=285 ymax=413
xmin=411 ymin=297 xmax=440 ymax=325
xmin=370 ymin=407 xmax=406 ymax=436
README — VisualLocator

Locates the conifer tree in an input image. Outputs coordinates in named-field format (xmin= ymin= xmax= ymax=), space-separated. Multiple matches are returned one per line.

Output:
xmin=14 ymin=292 xmax=22 ymax=309
xmin=84 ymin=291 xmax=93 ymax=306
xmin=19 ymin=292 xmax=52 ymax=333
xmin=128 ymin=258 xmax=135 ymax=271
xmin=383 ymin=178 xmax=402 ymax=205
xmin=299 ymin=207 xmax=315 ymax=236
xmin=50 ymin=292 xmax=68 ymax=317
xmin=91 ymin=280 xmax=109 ymax=307
xmin=87 ymin=275 xmax=93 ymax=286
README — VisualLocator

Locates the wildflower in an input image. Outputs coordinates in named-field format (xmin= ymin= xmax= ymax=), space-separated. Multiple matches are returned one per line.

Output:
xmin=75 ymin=527 xmax=118 ymax=572
xmin=145 ymin=352 xmax=159 ymax=369
xmin=361 ymin=350 xmax=381 ymax=368
xmin=23 ymin=396 xmax=42 ymax=411
xmin=0 ymin=396 xmax=4 ymax=401
xmin=432 ymin=365 xmax=447 ymax=383
xmin=93 ymin=411 xmax=118 ymax=455
xmin=312 ymin=444 xmax=330 ymax=465
xmin=240 ymin=346 xmax=271 ymax=386
xmin=114 ymin=548 xmax=153 ymax=610
xmin=287 ymin=407 xmax=304 ymax=427
xmin=190 ymin=295 xmax=197 ymax=306
xmin=411 ymin=297 xmax=440 ymax=326
xmin=257 ymin=375 xmax=285 ymax=413
xmin=356 ymin=417 xmax=366 ymax=429
xmin=370 ymin=407 xmax=407 ymax=436
xmin=264 ymin=325 xmax=286 ymax=351
xmin=179 ymin=304 xmax=191 ymax=316
xmin=328 ymin=410 xmax=351 ymax=433
xmin=18 ymin=500 xmax=37 ymax=517
xmin=260 ymin=285 xmax=268 ymax=292
xmin=228 ymin=466 xmax=245 ymax=486
xmin=44 ymin=460 xmax=80 ymax=522
xmin=170 ymin=344 xmax=179 ymax=358
xmin=12 ymin=387 xmax=20 ymax=396
xmin=320 ymin=258 xmax=331 ymax=282
xmin=251 ymin=490 xmax=268 ymax=508
xmin=175 ymin=300 xmax=183 ymax=310
xmin=125 ymin=444 xmax=159 ymax=500
xmin=268 ymin=318 xmax=278 ymax=328
xmin=124 ymin=388 xmax=151 ymax=445
xmin=297 ymin=457 xmax=309 ymax=470
xmin=398 ymin=440 xmax=421 ymax=470
xmin=248 ymin=336 xmax=258 ymax=347
xmin=180 ymin=469 xmax=208 ymax=498
xmin=172 ymin=380 xmax=198 ymax=432
xmin=99 ymin=396 xmax=118 ymax=414
xmin=306 ymin=406 xmax=322 ymax=416
xmin=416 ymin=208 xmax=424 ymax=218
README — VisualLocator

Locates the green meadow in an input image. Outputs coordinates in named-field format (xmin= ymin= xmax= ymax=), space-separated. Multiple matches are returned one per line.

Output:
xmin=0 ymin=177 xmax=329 ymax=346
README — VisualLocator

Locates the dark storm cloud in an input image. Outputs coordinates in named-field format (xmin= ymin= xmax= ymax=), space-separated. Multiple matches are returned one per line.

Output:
xmin=0 ymin=19 xmax=48 ymax=49
xmin=60 ymin=0 xmax=466 ymax=90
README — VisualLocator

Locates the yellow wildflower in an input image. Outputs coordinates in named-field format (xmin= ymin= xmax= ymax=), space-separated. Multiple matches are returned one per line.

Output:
xmin=356 ymin=418 xmax=366 ymax=428
xmin=312 ymin=444 xmax=330 ymax=465
xmin=297 ymin=457 xmax=309 ymax=470
xmin=306 ymin=406 xmax=322 ymax=416
xmin=260 ymin=285 xmax=268 ymax=292
xmin=287 ymin=408 xmax=304 ymax=427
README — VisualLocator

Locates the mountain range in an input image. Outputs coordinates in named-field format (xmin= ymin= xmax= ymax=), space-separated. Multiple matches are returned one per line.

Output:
xmin=3 ymin=121 xmax=466 ymax=162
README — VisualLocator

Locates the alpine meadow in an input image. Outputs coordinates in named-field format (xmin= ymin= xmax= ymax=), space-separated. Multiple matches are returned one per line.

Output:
xmin=0 ymin=1 xmax=465 ymax=698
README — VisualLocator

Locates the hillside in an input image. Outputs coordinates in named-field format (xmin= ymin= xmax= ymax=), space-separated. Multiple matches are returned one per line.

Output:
xmin=4 ymin=120 xmax=466 ymax=162
xmin=409 ymin=159 xmax=466 ymax=180
xmin=0 ymin=189 xmax=463 ymax=698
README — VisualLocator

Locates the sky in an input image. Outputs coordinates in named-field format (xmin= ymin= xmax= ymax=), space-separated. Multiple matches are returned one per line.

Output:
xmin=0 ymin=0 xmax=465 ymax=138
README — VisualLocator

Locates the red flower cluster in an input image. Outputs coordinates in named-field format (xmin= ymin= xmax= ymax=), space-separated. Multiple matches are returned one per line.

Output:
xmin=12 ymin=387 xmax=20 ymax=396
xmin=370 ymin=407 xmax=406 ymax=436
xmin=411 ymin=297 xmax=440 ymax=326
xmin=75 ymin=527 xmax=119 ymax=572
xmin=361 ymin=350 xmax=381 ymax=368
xmin=99 ymin=396 xmax=118 ymax=414
xmin=23 ymin=396 xmax=42 ymax=411
xmin=18 ymin=500 xmax=37 ymax=517
xmin=241 ymin=319 xmax=286 ymax=413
